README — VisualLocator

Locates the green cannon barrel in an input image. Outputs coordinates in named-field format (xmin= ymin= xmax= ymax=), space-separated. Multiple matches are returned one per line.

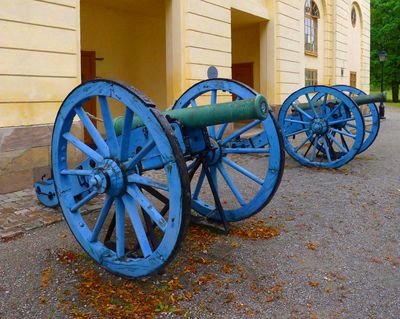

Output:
xmin=298 ymin=92 xmax=386 ymax=110
xmin=114 ymin=94 xmax=269 ymax=135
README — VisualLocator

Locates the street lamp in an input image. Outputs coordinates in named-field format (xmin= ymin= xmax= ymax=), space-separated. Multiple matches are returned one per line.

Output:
xmin=378 ymin=49 xmax=388 ymax=119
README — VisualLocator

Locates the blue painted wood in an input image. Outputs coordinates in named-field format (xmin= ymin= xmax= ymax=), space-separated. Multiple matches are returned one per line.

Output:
xmin=278 ymin=86 xmax=365 ymax=168
xmin=333 ymin=85 xmax=380 ymax=154
xmin=173 ymin=79 xmax=285 ymax=222
xmin=51 ymin=79 xmax=190 ymax=278
xmin=34 ymin=179 xmax=59 ymax=207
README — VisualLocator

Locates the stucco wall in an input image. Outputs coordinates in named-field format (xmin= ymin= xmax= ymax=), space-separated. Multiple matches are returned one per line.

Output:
xmin=0 ymin=0 xmax=81 ymax=127
xmin=80 ymin=1 xmax=167 ymax=109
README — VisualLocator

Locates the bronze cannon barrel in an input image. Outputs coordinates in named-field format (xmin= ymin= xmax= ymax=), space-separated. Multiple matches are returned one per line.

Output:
xmin=297 ymin=92 xmax=386 ymax=110
xmin=114 ymin=94 xmax=269 ymax=135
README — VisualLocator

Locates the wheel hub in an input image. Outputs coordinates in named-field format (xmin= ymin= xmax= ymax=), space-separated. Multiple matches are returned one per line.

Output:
xmin=206 ymin=138 xmax=222 ymax=165
xmin=311 ymin=118 xmax=328 ymax=134
xmin=89 ymin=159 xmax=126 ymax=196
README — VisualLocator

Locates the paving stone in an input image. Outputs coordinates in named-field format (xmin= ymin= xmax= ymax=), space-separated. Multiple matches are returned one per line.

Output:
xmin=40 ymin=215 xmax=63 ymax=226
xmin=14 ymin=209 xmax=30 ymax=216
xmin=21 ymin=221 xmax=43 ymax=231
xmin=0 ymin=187 xmax=64 ymax=238
xmin=0 ymin=228 xmax=23 ymax=240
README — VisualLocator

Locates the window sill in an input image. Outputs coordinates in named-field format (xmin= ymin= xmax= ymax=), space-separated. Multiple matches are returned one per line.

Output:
xmin=305 ymin=51 xmax=318 ymax=57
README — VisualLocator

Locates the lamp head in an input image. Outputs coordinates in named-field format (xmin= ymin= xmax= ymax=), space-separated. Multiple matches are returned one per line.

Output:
xmin=378 ymin=50 xmax=388 ymax=63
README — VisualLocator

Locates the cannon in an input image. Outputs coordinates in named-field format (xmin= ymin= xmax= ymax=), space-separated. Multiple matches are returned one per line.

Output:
xmin=277 ymin=85 xmax=384 ymax=168
xmin=37 ymin=78 xmax=284 ymax=278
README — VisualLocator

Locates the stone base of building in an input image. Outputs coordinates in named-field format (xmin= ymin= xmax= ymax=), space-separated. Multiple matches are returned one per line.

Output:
xmin=0 ymin=122 xmax=83 ymax=194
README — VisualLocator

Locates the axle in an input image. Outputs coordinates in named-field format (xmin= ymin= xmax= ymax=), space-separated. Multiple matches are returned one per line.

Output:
xmin=297 ymin=92 xmax=386 ymax=110
xmin=114 ymin=95 xmax=269 ymax=135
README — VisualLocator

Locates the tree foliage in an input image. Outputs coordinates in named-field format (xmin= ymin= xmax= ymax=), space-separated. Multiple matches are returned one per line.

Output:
xmin=371 ymin=0 xmax=400 ymax=101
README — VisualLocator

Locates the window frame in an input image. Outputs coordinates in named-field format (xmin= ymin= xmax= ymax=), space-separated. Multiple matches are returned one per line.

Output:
xmin=305 ymin=68 xmax=318 ymax=87
xmin=304 ymin=0 xmax=320 ymax=56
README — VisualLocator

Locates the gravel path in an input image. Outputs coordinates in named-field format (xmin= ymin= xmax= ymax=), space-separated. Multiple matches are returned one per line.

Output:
xmin=0 ymin=106 xmax=399 ymax=319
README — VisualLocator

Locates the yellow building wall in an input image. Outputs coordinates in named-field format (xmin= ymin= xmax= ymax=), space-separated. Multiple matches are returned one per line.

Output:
xmin=0 ymin=0 xmax=81 ymax=127
xmin=335 ymin=0 xmax=370 ymax=92
xmin=80 ymin=1 xmax=167 ymax=109
xmin=232 ymin=25 xmax=260 ymax=92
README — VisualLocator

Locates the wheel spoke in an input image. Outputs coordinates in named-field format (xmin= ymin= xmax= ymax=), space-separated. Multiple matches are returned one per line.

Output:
xmin=193 ymin=167 xmax=205 ymax=200
xmin=125 ymin=140 xmax=156 ymax=171
xmin=305 ymin=93 xmax=318 ymax=117
xmin=326 ymin=102 xmax=344 ymax=119
xmin=127 ymin=174 xmax=168 ymax=191
xmin=122 ymin=195 xmax=152 ymax=257
xmin=190 ymin=99 xmax=197 ymax=107
xmin=217 ymin=163 xmax=246 ymax=206
xmin=303 ymin=135 xmax=315 ymax=157
xmin=90 ymin=195 xmax=114 ymax=242
xmin=127 ymin=185 xmax=167 ymax=232
xmin=216 ymin=123 xmax=229 ymax=140
xmin=61 ymin=169 xmax=92 ymax=176
xmin=328 ymin=117 xmax=355 ymax=126
xmin=115 ymin=198 xmax=125 ymax=258
xmin=310 ymin=136 xmax=320 ymax=161
xmin=291 ymin=102 xmax=313 ymax=120
xmin=330 ymin=128 xmax=356 ymax=139
xmin=285 ymin=127 xmax=309 ymax=137
xmin=327 ymin=132 xmax=348 ymax=153
xmin=294 ymin=136 xmax=311 ymax=152
xmin=222 ymin=147 xmax=270 ymax=154
xmin=75 ymin=106 xmax=110 ymax=157
xmin=120 ymin=108 xmax=134 ymax=161
xmin=99 ymin=96 xmax=119 ymax=157
xmin=221 ymin=120 xmax=261 ymax=145
xmin=63 ymin=132 xmax=104 ymax=163
xmin=321 ymin=136 xmax=332 ymax=162
xmin=210 ymin=165 xmax=218 ymax=194
xmin=321 ymin=93 xmax=328 ymax=114
xmin=346 ymin=123 xmax=357 ymax=129
xmin=70 ymin=190 xmax=98 ymax=212
xmin=222 ymin=157 xmax=263 ymax=185
xmin=284 ymin=118 xmax=311 ymax=125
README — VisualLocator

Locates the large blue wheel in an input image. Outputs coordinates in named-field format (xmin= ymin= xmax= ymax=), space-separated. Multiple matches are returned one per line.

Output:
xmin=278 ymin=86 xmax=365 ymax=168
xmin=333 ymin=85 xmax=380 ymax=154
xmin=52 ymin=79 xmax=190 ymax=278
xmin=173 ymin=79 xmax=285 ymax=222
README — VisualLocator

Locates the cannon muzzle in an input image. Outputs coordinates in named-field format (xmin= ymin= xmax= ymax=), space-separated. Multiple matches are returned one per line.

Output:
xmin=114 ymin=94 xmax=269 ymax=135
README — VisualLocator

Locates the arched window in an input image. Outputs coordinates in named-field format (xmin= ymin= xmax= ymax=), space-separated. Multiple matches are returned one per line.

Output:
xmin=304 ymin=0 xmax=320 ymax=55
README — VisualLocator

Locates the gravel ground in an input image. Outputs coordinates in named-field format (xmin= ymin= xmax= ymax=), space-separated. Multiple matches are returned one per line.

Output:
xmin=0 ymin=106 xmax=399 ymax=319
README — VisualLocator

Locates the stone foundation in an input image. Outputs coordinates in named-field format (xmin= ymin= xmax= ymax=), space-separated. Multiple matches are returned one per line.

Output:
xmin=0 ymin=123 xmax=83 ymax=194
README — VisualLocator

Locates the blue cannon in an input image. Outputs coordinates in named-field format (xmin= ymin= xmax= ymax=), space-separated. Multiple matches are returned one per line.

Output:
xmin=35 ymin=78 xmax=285 ymax=278
xmin=277 ymin=85 xmax=384 ymax=168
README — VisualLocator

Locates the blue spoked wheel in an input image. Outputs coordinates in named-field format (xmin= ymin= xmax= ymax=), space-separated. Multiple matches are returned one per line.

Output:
xmin=278 ymin=85 xmax=365 ymax=168
xmin=52 ymin=79 xmax=190 ymax=278
xmin=173 ymin=79 xmax=285 ymax=222
xmin=333 ymin=85 xmax=380 ymax=154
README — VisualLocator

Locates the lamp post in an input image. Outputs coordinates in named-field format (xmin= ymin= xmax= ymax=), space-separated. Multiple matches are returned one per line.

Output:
xmin=378 ymin=49 xmax=388 ymax=119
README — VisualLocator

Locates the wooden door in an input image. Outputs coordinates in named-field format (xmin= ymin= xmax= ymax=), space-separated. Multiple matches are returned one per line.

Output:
xmin=232 ymin=63 xmax=254 ymax=90
xmin=81 ymin=51 xmax=96 ymax=145
xmin=232 ymin=63 xmax=254 ymax=124
xmin=350 ymin=71 xmax=357 ymax=88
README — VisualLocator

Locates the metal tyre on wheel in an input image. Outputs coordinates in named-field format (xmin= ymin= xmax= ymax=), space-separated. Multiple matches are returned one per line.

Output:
xmin=278 ymin=85 xmax=365 ymax=168
xmin=52 ymin=79 xmax=190 ymax=278
xmin=173 ymin=79 xmax=285 ymax=222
